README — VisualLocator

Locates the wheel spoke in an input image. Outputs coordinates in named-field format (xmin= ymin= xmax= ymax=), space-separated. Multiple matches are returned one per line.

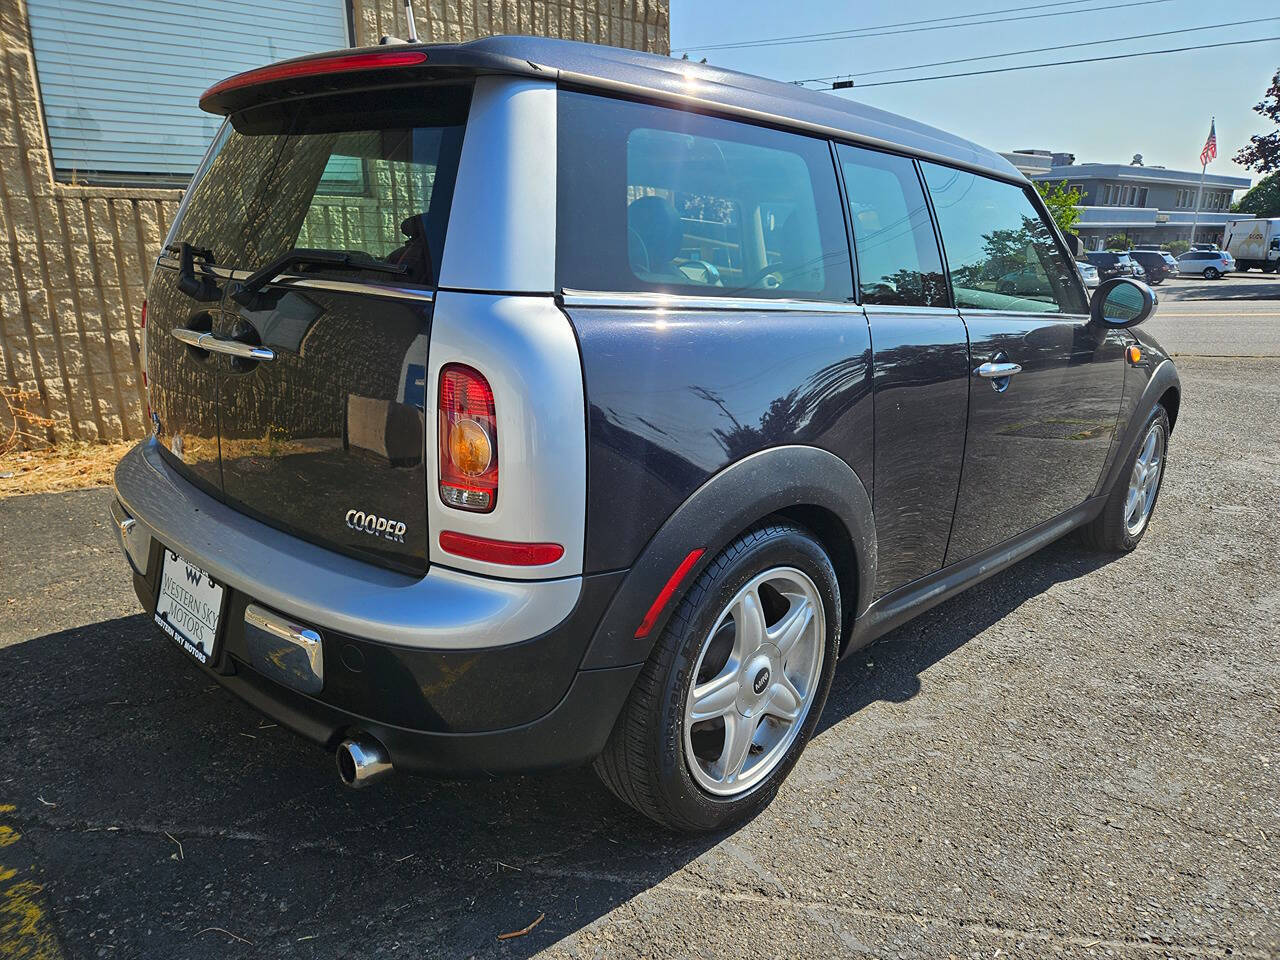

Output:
xmin=1125 ymin=488 xmax=1142 ymax=523
xmin=688 ymin=672 xmax=740 ymax=723
xmin=733 ymin=587 xmax=767 ymax=656
xmin=718 ymin=712 xmax=758 ymax=784
xmin=766 ymin=674 xmax=802 ymax=723
xmin=769 ymin=596 xmax=814 ymax=658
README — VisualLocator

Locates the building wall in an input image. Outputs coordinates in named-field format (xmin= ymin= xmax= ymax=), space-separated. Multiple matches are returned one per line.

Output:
xmin=0 ymin=0 xmax=668 ymax=445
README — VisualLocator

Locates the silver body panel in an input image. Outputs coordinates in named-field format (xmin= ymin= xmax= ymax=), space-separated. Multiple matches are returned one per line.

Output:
xmin=113 ymin=441 xmax=582 ymax=650
xmin=437 ymin=75 xmax=557 ymax=293
xmin=426 ymin=292 xmax=587 ymax=580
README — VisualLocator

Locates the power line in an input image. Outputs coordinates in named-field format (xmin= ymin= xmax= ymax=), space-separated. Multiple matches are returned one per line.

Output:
xmin=674 ymin=0 xmax=1096 ymax=53
xmin=674 ymin=0 xmax=1173 ymax=53
xmin=796 ymin=16 xmax=1280 ymax=85
xmin=815 ymin=34 xmax=1280 ymax=89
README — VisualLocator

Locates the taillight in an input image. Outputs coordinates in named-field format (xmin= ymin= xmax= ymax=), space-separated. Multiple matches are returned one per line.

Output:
xmin=438 ymin=531 xmax=563 ymax=566
xmin=438 ymin=363 xmax=498 ymax=512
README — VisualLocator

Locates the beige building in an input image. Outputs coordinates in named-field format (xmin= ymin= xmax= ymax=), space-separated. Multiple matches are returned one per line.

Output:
xmin=0 ymin=0 xmax=668 ymax=444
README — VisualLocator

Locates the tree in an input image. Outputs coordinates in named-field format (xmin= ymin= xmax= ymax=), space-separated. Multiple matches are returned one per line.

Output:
xmin=1104 ymin=233 xmax=1131 ymax=250
xmin=1036 ymin=180 xmax=1083 ymax=234
xmin=1166 ymin=239 xmax=1190 ymax=257
xmin=1235 ymin=68 xmax=1280 ymax=173
xmin=1232 ymin=171 xmax=1280 ymax=217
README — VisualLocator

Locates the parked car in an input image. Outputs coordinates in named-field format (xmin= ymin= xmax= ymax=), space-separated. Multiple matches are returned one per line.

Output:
xmin=1085 ymin=251 xmax=1137 ymax=280
xmin=111 ymin=37 xmax=1179 ymax=832
xmin=1076 ymin=259 xmax=1100 ymax=289
xmin=1177 ymin=249 xmax=1235 ymax=278
xmin=1129 ymin=258 xmax=1146 ymax=281
xmin=1127 ymin=249 xmax=1177 ymax=284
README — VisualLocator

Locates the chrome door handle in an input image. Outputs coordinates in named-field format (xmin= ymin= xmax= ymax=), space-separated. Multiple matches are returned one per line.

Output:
xmin=975 ymin=361 xmax=1022 ymax=379
xmin=172 ymin=327 xmax=274 ymax=361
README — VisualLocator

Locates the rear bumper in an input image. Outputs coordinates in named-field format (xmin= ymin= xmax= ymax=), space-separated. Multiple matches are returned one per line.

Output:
xmin=111 ymin=440 xmax=638 ymax=774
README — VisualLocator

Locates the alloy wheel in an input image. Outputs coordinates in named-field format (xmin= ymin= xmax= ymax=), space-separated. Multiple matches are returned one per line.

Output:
xmin=1125 ymin=422 xmax=1165 ymax=537
xmin=683 ymin=567 xmax=825 ymax=797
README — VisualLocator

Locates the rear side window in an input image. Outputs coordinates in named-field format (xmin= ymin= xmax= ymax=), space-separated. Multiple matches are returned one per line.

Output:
xmin=169 ymin=85 xmax=470 ymax=284
xmin=921 ymin=162 xmax=1088 ymax=315
xmin=836 ymin=144 xmax=947 ymax=307
xmin=557 ymin=91 xmax=852 ymax=301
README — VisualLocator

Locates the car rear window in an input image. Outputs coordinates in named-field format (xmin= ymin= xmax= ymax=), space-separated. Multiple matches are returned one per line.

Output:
xmin=556 ymin=90 xmax=853 ymax=301
xmin=166 ymin=84 xmax=471 ymax=285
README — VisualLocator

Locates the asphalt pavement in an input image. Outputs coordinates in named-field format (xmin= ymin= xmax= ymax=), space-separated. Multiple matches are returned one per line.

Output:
xmin=1143 ymin=272 xmax=1280 ymax=356
xmin=1 ymin=299 xmax=1277 ymax=959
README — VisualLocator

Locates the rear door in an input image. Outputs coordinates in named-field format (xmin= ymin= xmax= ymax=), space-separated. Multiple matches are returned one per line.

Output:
xmin=835 ymin=144 xmax=970 ymax=598
xmin=157 ymin=84 xmax=470 ymax=574
xmin=919 ymin=162 xmax=1126 ymax=563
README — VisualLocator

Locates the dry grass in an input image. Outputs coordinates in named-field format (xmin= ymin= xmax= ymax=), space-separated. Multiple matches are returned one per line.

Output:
xmin=0 ymin=440 xmax=135 ymax=498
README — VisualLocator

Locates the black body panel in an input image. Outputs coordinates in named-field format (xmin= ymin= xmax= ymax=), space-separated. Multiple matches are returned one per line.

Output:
xmin=128 ymin=539 xmax=629 ymax=737
xmin=565 ymin=305 xmax=874 ymax=575
xmin=581 ymin=445 xmax=877 ymax=670
xmin=947 ymin=313 xmax=1127 ymax=563
xmin=145 ymin=268 xmax=223 ymax=494
xmin=864 ymin=308 xmax=971 ymax=597
xmin=216 ymin=285 xmax=432 ymax=573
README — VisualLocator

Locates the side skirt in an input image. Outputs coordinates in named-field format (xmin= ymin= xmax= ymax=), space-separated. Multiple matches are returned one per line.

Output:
xmin=844 ymin=496 xmax=1106 ymax=655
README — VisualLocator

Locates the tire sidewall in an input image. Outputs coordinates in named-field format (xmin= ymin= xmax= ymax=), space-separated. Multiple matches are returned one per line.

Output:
xmin=652 ymin=526 xmax=841 ymax=831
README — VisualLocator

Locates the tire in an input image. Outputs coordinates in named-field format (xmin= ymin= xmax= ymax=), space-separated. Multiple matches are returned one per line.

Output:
xmin=1079 ymin=405 xmax=1170 ymax=553
xmin=1203 ymin=267 xmax=1220 ymax=279
xmin=594 ymin=521 xmax=841 ymax=832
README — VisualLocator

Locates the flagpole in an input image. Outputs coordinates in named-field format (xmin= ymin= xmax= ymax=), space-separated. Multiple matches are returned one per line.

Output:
xmin=1190 ymin=115 xmax=1213 ymax=247
xmin=1190 ymin=161 xmax=1206 ymax=246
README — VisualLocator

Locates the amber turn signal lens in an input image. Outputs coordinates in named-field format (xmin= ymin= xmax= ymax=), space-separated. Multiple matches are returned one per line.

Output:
xmin=448 ymin=418 xmax=493 ymax=477
xmin=1127 ymin=345 xmax=1143 ymax=364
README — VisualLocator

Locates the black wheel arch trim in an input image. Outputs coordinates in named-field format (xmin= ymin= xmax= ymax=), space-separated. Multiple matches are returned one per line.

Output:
xmin=1095 ymin=357 xmax=1180 ymax=500
xmin=580 ymin=444 xmax=877 ymax=670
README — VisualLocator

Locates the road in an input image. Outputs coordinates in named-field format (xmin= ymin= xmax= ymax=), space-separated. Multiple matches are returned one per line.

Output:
xmin=1 ymin=308 xmax=1278 ymax=959
xmin=1142 ymin=272 xmax=1280 ymax=356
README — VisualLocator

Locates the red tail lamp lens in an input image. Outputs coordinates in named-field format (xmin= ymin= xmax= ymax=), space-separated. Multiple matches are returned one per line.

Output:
xmin=438 ymin=364 xmax=497 ymax=512
xmin=439 ymin=531 xmax=564 ymax=567
xmin=200 ymin=51 xmax=428 ymax=105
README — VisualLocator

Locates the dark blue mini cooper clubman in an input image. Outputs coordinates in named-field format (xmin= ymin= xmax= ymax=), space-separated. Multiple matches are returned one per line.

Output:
xmin=111 ymin=36 xmax=1179 ymax=831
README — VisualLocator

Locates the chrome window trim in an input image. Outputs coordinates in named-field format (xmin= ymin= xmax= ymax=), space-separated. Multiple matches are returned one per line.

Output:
xmin=955 ymin=306 xmax=1091 ymax=322
xmin=560 ymin=289 xmax=865 ymax=314
xmin=154 ymin=257 xmax=436 ymax=303
xmin=861 ymin=303 xmax=960 ymax=317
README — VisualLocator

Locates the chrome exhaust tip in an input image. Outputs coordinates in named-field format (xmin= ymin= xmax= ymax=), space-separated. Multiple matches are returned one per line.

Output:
xmin=336 ymin=735 xmax=393 ymax=788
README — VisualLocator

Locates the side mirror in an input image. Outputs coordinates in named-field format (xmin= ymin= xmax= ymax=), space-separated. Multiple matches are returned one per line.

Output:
xmin=1061 ymin=232 xmax=1084 ymax=258
xmin=1091 ymin=277 xmax=1156 ymax=328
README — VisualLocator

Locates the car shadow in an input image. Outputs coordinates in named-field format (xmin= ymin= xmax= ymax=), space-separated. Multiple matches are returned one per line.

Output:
xmin=1 ymin=538 xmax=1115 ymax=959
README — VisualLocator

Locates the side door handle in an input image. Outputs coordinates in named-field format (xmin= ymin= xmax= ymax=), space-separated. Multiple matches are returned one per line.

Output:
xmin=975 ymin=361 xmax=1022 ymax=379
xmin=172 ymin=327 xmax=275 ymax=361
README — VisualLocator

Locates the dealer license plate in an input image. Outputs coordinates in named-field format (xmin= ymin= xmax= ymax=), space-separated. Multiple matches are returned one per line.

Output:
xmin=155 ymin=549 xmax=225 ymax=665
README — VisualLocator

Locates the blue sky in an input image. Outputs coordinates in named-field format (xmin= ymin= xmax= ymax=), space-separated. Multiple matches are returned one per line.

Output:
xmin=670 ymin=0 xmax=1279 ymax=187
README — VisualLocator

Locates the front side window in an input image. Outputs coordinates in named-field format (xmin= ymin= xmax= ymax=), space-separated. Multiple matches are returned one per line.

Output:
xmin=557 ymin=91 xmax=852 ymax=301
xmin=837 ymin=144 xmax=948 ymax=307
xmin=921 ymin=162 xmax=1089 ymax=315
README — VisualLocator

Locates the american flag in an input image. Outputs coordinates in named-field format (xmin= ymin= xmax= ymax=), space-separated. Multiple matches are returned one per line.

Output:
xmin=1200 ymin=120 xmax=1217 ymax=167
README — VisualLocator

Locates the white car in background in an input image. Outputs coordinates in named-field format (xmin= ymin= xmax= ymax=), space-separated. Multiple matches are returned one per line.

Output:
xmin=1176 ymin=249 xmax=1235 ymax=279
xmin=1076 ymin=259 xmax=1099 ymax=289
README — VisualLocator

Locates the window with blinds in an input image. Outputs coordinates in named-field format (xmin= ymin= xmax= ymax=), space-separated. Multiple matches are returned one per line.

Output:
xmin=26 ymin=0 xmax=350 ymax=186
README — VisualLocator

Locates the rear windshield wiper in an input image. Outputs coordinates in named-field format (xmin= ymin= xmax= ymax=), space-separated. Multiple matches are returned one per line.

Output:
xmin=230 ymin=249 xmax=409 ymax=309
xmin=176 ymin=243 xmax=223 ymax=302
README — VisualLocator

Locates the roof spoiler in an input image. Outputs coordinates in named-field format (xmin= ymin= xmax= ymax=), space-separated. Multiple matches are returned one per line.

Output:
xmin=198 ymin=44 xmax=547 ymax=116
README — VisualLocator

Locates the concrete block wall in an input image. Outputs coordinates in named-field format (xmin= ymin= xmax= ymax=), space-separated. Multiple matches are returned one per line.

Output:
xmin=0 ymin=0 xmax=668 ymax=445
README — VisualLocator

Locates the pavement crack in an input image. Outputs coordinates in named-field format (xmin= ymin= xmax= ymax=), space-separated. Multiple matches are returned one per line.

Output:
xmin=519 ymin=864 xmax=1272 ymax=959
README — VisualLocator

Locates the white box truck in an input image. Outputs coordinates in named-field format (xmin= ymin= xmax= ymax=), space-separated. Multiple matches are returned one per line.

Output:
xmin=1223 ymin=218 xmax=1280 ymax=272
